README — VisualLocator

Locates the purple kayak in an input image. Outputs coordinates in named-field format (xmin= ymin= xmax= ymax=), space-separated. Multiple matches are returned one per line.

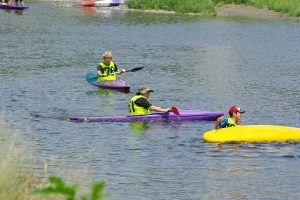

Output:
xmin=0 ymin=2 xmax=29 ymax=9
xmin=86 ymin=73 xmax=130 ymax=90
xmin=89 ymin=80 xmax=130 ymax=90
xmin=70 ymin=110 xmax=224 ymax=122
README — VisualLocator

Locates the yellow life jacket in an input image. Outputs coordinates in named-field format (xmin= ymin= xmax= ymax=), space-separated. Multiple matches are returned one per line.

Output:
xmin=129 ymin=95 xmax=150 ymax=115
xmin=225 ymin=117 xmax=240 ymax=127
xmin=97 ymin=61 xmax=117 ymax=82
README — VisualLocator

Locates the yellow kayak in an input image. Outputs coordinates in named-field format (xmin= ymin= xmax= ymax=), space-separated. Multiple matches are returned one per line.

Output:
xmin=203 ymin=125 xmax=300 ymax=143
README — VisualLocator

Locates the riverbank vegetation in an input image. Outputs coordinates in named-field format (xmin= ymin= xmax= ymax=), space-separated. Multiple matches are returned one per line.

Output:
xmin=126 ymin=0 xmax=300 ymax=17
xmin=0 ymin=119 xmax=106 ymax=200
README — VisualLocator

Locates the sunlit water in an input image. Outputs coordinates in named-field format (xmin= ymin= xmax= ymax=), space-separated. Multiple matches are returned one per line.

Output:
xmin=1 ymin=3 xmax=300 ymax=199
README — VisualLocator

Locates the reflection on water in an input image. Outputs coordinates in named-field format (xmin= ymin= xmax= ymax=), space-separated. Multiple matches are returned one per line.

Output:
xmin=14 ymin=10 xmax=24 ymax=15
xmin=97 ymin=88 xmax=115 ymax=96
xmin=77 ymin=7 xmax=126 ymax=18
xmin=129 ymin=121 xmax=149 ymax=134
xmin=78 ymin=7 xmax=97 ymax=16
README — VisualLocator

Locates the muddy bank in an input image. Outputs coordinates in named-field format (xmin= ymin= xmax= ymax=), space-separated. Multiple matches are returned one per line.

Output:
xmin=216 ymin=4 xmax=296 ymax=19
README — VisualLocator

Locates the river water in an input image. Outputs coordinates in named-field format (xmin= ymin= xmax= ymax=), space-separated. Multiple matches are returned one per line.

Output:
xmin=1 ymin=3 xmax=300 ymax=199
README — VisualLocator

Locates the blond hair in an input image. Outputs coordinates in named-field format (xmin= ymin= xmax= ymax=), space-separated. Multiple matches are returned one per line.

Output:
xmin=103 ymin=51 xmax=113 ymax=58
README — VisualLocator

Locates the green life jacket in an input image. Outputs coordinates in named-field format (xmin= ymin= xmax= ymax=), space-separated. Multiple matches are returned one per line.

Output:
xmin=97 ymin=61 xmax=116 ymax=82
xmin=225 ymin=117 xmax=240 ymax=127
xmin=129 ymin=95 xmax=150 ymax=115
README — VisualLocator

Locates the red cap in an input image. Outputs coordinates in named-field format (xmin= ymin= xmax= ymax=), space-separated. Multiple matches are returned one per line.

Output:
xmin=228 ymin=106 xmax=245 ymax=115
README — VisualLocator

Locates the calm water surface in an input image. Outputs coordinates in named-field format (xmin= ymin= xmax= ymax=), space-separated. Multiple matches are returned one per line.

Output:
xmin=1 ymin=3 xmax=300 ymax=199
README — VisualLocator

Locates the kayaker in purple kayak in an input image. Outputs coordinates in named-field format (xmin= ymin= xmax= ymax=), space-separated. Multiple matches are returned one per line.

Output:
xmin=15 ymin=0 xmax=24 ymax=7
xmin=215 ymin=106 xmax=245 ymax=129
xmin=129 ymin=86 xmax=171 ymax=115
xmin=96 ymin=51 xmax=126 ymax=82
xmin=1 ymin=0 xmax=11 ymax=5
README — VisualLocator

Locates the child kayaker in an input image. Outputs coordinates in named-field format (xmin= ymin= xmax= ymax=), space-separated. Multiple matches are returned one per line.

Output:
xmin=96 ymin=51 xmax=126 ymax=82
xmin=215 ymin=106 xmax=245 ymax=129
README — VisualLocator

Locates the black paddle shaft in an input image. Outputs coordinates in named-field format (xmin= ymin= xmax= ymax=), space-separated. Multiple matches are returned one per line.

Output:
xmin=128 ymin=67 xmax=144 ymax=72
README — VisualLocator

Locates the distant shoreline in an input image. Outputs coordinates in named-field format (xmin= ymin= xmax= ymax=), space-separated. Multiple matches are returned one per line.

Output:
xmin=45 ymin=1 xmax=299 ymax=19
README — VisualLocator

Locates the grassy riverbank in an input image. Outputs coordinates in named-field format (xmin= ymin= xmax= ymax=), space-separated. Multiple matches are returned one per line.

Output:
xmin=125 ymin=0 xmax=300 ymax=17
xmin=0 ymin=118 xmax=105 ymax=200
xmin=0 ymin=123 xmax=48 ymax=199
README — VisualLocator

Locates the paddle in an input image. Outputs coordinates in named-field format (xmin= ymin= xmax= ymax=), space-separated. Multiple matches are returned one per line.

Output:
xmin=170 ymin=106 xmax=180 ymax=116
xmin=86 ymin=67 xmax=144 ymax=83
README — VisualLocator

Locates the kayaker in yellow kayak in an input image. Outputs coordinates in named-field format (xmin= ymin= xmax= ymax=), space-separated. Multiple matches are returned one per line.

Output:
xmin=129 ymin=86 xmax=171 ymax=115
xmin=97 ymin=51 xmax=126 ymax=82
xmin=215 ymin=106 xmax=245 ymax=129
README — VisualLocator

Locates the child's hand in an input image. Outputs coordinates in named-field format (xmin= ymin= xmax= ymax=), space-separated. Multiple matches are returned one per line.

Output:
xmin=217 ymin=116 xmax=224 ymax=122
xmin=215 ymin=116 xmax=224 ymax=129
xmin=216 ymin=116 xmax=224 ymax=124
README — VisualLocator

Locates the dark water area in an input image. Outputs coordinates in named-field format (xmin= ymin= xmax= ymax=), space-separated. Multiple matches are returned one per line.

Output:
xmin=1 ymin=3 xmax=300 ymax=199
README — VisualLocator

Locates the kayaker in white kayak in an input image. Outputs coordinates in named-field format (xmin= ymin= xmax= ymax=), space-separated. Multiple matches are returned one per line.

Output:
xmin=97 ymin=51 xmax=126 ymax=82
xmin=129 ymin=86 xmax=171 ymax=115
xmin=215 ymin=106 xmax=245 ymax=129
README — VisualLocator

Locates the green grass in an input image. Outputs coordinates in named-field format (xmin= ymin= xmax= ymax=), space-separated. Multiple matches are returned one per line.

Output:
xmin=125 ymin=0 xmax=300 ymax=17
xmin=126 ymin=0 xmax=216 ymax=15
xmin=0 ymin=121 xmax=43 ymax=200
xmin=33 ymin=176 xmax=106 ymax=200
xmin=0 ymin=117 xmax=106 ymax=200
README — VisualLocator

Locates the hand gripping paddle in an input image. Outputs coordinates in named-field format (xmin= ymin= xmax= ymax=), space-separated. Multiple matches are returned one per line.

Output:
xmin=170 ymin=106 xmax=180 ymax=116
